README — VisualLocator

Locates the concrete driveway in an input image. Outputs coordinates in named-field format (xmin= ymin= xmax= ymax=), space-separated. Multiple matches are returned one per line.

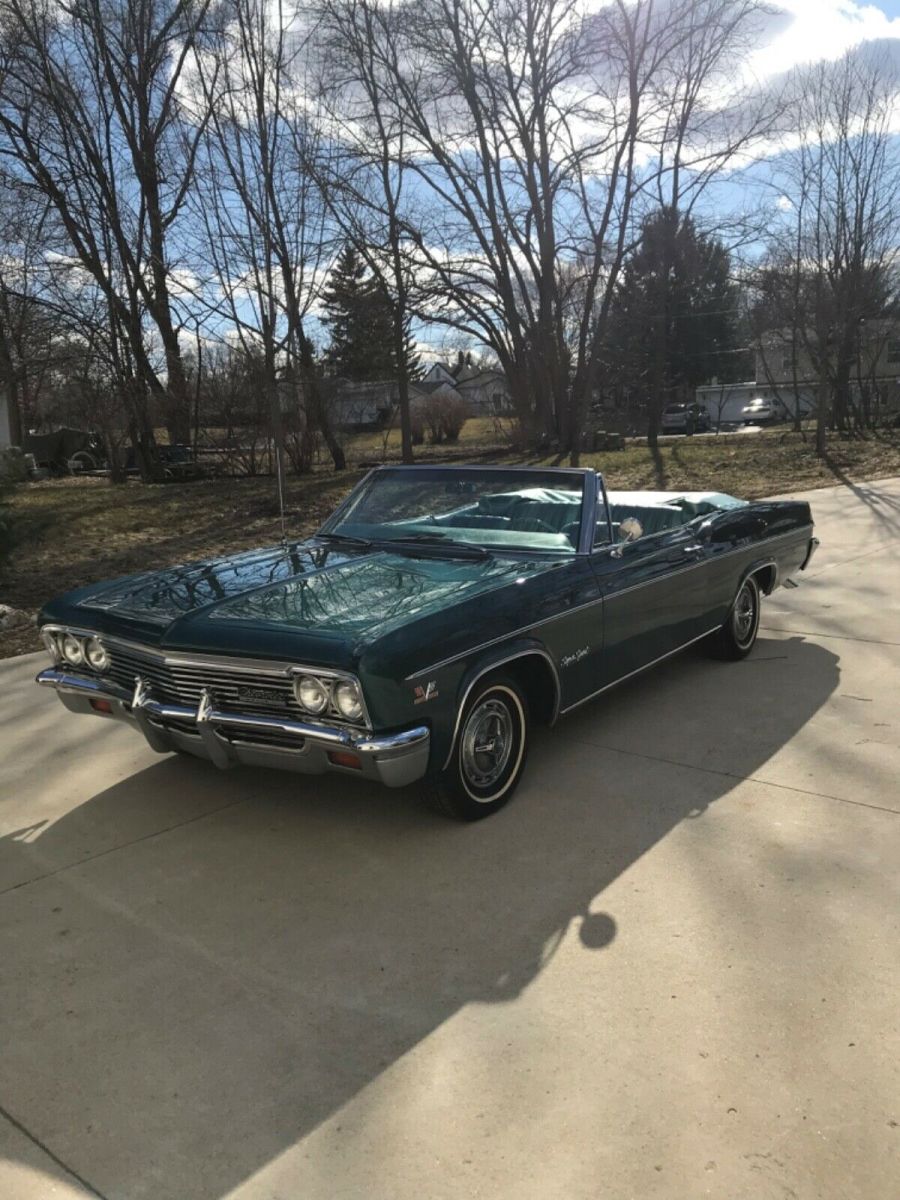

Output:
xmin=1 ymin=478 xmax=898 ymax=1200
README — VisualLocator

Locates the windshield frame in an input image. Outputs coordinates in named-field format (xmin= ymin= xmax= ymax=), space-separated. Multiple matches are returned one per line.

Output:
xmin=317 ymin=464 xmax=600 ymax=556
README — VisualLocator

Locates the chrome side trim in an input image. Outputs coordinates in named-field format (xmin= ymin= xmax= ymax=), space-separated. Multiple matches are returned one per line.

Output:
xmin=441 ymin=648 xmax=561 ymax=771
xmin=558 ymin=626 xmax=722 ymax=716
xmin=409 ymin=598 xmax=600 ymax=680
xmin=407 ymin=524 xmax=813 ymax=680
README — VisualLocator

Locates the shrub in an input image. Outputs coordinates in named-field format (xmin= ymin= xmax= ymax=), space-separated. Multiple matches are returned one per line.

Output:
xmin=0 ymin=449 xmax=27 ymax=570
xmin=0 ymin=447 xmax=29 ymax=485
xmin=418 ymin=392 xmax=471 ymax=444
xmin=0 ymin=485 xmax=13 ymax=571
xmin=409 ymin=405 xmax=426 ymax=445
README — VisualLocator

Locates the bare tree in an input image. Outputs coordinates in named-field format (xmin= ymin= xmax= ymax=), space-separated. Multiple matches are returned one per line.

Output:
xmin=761 ymin=49 xmax=900 ymax=454
xmin=0 ymin=0 xmax=217 ymax=447
xmin=0 ymin=174 xmax=54 ymax=445
xmin=314 ymin=0 xmax=421 ymax=463
xmin=191 ymin=0 xmax=346 ymax=471
xmin=307 ymin=0 xmax=774 ymax=461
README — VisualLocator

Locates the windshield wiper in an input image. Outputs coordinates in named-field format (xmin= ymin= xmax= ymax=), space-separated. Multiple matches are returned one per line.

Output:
xmin=381 ymin=534 xmax=492 ymax=559
xmin=315 ymin=532 xmax=372 ymax=549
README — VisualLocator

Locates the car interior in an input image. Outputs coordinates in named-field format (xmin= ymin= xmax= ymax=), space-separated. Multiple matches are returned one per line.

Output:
xmin=395 ymin=487 xmax=745 ymax=551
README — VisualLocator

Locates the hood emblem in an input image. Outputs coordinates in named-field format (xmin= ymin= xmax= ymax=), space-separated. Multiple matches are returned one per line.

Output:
xmin=413 ymin=680 xmax=439 ymax=704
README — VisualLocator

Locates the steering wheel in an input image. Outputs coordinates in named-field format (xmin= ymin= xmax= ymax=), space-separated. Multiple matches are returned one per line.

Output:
xmin=518 ymin=518 xmax=558 ymax=534
xmin=509 ymin=499 xmax=557 ymax=535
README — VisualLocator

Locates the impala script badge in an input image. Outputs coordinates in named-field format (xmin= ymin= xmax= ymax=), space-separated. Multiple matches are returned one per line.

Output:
xmin=560 ymin=647 xmax=590 ymax=668
xmin=237 ymin=685 xmax=289 ymax=706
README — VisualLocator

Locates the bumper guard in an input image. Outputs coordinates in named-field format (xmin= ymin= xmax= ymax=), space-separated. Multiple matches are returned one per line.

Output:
xmin=36 ymin=668 xmax=430 ymax=787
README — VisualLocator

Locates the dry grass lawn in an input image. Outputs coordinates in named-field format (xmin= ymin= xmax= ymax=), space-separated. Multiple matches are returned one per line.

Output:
xmin=3 ymin=422 xmax=899 ymax=658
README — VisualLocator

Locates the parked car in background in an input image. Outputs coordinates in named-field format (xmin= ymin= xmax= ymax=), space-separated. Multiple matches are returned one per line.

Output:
xmin=23 ymin=428 xmax=106 ymax=476
xmin=36 ymin=465 xmax=818 ymax=821
xmin=740 ymin=397 xmax=788 ymax=425
xmin=661 ymin=403 xmax=711 ymax=434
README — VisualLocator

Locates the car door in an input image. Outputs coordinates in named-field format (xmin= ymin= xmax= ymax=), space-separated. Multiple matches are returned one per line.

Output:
xmin=589 ymin=523 xmax=710 ymax=689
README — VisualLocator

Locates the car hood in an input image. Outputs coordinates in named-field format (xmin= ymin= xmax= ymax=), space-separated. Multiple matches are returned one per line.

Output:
xmin=52 ymin=540 xmax=559 ymax=666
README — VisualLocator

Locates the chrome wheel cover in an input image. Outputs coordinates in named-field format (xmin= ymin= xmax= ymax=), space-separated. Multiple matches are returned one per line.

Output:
xmin=460 ymin=697 xmax=515 ymax=793
xmin=732 ymin=582 xmax=757 ymax=646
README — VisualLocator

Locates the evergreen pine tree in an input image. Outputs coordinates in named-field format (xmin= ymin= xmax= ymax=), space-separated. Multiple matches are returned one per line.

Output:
xmin=322 ymin=243 xmax=421 ymax=381
xmin=606 ymin=211 xmax=741 ymax=402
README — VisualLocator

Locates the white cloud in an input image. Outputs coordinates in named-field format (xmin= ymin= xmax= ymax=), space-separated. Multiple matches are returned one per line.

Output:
xmin=750 ymin=1 xmax=900 ymax=79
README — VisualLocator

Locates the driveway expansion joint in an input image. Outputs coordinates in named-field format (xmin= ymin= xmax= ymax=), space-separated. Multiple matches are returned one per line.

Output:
xmin=0 ymin=1103 xmax=109 ymax=1200
xmin=572 ymin=738 xmax=900 ymax=817
xmin=761 ymin=624 xmax=900 ymax=648
xmin=0 ymin=796 xmax=251 ymax=899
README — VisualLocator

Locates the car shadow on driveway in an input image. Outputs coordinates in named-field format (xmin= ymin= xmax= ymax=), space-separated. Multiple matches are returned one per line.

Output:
xmin=0 ymin=636 xmax=839 ymax=1200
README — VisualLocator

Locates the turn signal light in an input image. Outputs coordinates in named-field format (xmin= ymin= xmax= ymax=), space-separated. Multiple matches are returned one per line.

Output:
xmin=90 ymin=699 xmax=113 ymax=714
xmin=328 ymin=750 xmax=361 ymax=770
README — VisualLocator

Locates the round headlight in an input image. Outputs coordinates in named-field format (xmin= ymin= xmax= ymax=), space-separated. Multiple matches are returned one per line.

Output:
xmin=84 ymin=636 xmax=110 ymax=672
xmin=61 ymin=633 xmax=84 ymax=666
xmin=334 ymin=680 xmax=363 ymax=722
xmin=41 ymin=630 xmax=61 ymax=662
xmin=295 ymin=674 xmax=328 ymax=714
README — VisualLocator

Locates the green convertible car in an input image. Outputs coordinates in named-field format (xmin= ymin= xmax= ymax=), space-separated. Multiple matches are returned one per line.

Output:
xmin=36 ymin=465 xmax=818 ymax=819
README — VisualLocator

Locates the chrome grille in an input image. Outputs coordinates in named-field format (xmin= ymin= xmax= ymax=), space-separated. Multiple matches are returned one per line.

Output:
xmin=107 ymin=644 xmax=299 ymax=718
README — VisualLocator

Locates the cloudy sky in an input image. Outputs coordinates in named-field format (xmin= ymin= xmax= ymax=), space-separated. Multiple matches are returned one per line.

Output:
xmin=754 ymin=0 xmax=900 ymax=76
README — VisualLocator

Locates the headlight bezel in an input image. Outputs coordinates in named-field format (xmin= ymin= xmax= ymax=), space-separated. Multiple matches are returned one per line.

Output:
xmin=294 ymin=673 xmax=330 ymax=715
xmin=41 ymin=629 xmax=62 ymax=662
xmin=41 ymin=625 xmax=112 ymax=674
xmin=290 ymin=668 xmax=369 ymax=727
xmin=84 ymin=636 xmax=111 ymax=673
xmin=61 ymin=633 xmax=85 ymax=666
xmin=333 ymin=679 xmax=364 ymax=722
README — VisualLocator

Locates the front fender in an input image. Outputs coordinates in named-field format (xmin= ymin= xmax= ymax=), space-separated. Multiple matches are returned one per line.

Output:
xmin=435 ymin=637 xmax=561 ymax=772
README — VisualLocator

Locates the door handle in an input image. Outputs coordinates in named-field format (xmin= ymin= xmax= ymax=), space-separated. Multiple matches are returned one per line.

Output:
xmin=682 ymin=543 xmax=704 ymax=555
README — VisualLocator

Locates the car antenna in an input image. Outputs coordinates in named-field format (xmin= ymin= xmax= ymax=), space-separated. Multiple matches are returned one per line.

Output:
xmin=275 ymin=441 xmax=288 ymax=547
xmin=271 ymin=392 xmax=288 ymax=548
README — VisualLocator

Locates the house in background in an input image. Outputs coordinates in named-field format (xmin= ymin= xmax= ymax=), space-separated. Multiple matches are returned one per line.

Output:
xmin=696 ymin=323 xmax=900 ymax=425
xmin=419 ymin=359 xmax=512 ymax=416
xmin=331 ymin=359 xmax=513 ymax=430
xmin=330 ymin=379 xmax=399 ymax=430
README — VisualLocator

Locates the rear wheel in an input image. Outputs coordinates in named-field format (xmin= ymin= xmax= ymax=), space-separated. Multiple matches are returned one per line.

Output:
xmin=708 ymin=575 xmax=760 ymax=660
xmin=423 ymin=674 xmax=529 ymax=820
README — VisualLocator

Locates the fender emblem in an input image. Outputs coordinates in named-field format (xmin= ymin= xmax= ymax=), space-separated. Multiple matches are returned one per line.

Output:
xmin=413 ymin=680 xmax=439 ymax=703
xmin=560 ymin=647 xmax=589 ymax=668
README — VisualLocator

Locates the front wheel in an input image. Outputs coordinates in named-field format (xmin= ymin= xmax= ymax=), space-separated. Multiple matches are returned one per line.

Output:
xmin=423 ymin=674 xmax=529 ymax=820
xmin=708 ymin=575 xmax=761 ymax=660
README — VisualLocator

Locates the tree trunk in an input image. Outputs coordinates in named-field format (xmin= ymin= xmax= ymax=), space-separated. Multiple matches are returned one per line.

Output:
xmin=393 ymin=314 xmax=413 ymax=465
xmin=815 ymin=363 xmax=828 ymax=458
xmin=300 ymin=338 xmax=345 ymax=471
xmin=5 ymin=380 xmax=23 ymax=446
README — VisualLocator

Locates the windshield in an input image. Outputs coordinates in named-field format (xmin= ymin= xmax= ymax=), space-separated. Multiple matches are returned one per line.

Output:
xmin=320 ymin=467 xmax=586 ymax=554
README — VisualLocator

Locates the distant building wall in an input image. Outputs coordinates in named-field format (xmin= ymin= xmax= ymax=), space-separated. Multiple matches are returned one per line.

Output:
xmin=695 ymin=381 xmax=818 ymax=425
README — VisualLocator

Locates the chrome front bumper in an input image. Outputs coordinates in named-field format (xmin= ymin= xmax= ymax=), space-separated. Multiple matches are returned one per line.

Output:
xmin=36 ymin=669 xmax=430 ymax=787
